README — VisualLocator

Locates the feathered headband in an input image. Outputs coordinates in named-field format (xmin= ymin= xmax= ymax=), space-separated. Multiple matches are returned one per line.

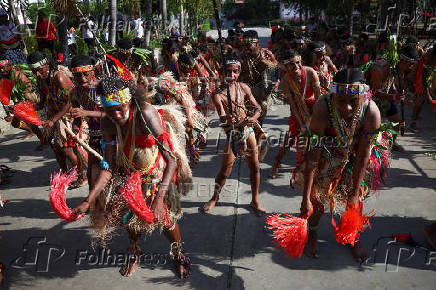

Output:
xmin=102 ymin=87 xmax=132 ymax=107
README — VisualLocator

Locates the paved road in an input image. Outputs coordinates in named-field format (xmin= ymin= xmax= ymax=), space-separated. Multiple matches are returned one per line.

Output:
xmin=0 ymin=99 xmax=435 ymax=289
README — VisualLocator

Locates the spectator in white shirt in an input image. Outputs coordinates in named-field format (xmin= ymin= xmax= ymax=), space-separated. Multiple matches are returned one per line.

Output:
xmin=67 ymin=27 xmax=78 ymax=56
xmin=131 ymin=15 xmax=144 ymax=40
xmin=82 ymin=16 xmax=98 ymax=55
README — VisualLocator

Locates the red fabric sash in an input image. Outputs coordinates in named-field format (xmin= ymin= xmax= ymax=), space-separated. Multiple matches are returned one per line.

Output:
xmin=122 ymin=108 xmax=176 ymax=181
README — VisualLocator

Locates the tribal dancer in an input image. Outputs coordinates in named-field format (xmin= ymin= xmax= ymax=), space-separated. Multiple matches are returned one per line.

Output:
xmin=108 ymin=38 xmax=153 ymax=87
xmin=176 ymin=51 xmax=215 ymax=116
xmin=28 ymin=52 xmax=86 ymax=184
xmin=69 ymin=55 xmax=105 ymax=187
xmin=202 ymin=54 xmax=266 ymax=216
xmin=293 ymin=69 xmax=393 ymax=261
xmin=367 ymin=35 xmax=404 ymax=151
xmin=0 ymin=56 xmax=42 ymax=140
xmin=303 ymin=41 xmax=337 ymax=95
xmin=73 ymin=76 xmax=192 ymax=278
xmin=201 ymin=38 xmax=221 ymax=77
xmin=149 ymin=71 xmax=208 ymax=165
xmin=156 ymin=38 xmax=179 ymax=75
xmin=269 ymin=49 xmax=321 ymax=179
xmin=413 ymin=45 xmax=436 ymax=131
xmin=395 ymin=46 xmax=421 ymax=131
xmin=354 ymin=33 xmax=372 ymax=68
xmin=240 ymin=30 xmax=278 ymax=125
xmin=188 ymin=47 xmax=218 ymax=117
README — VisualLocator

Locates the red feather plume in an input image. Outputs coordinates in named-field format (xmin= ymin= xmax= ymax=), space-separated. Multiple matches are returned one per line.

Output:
xmin=49 ymin=169 xmax=85 ymax=222
xmin=333 ymin=204 xmax=373 ymax=246
xmin=105 ymin=54 xmax=133 ymax=81
xmin=267 ymin=213 xmax=308 ymax=258
xmin=119 ymin=171 xmax=154 ymax=224
xmin=0 ymin=79 xmax=14 ymax=105
xmin=13 ymin=101 xmax=42 ymax=126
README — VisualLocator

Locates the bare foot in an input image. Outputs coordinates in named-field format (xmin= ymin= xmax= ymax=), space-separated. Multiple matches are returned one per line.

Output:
xmin=72 ymin=201 xmax=90 ymax=215
xmin=175 ymin=253 xmax=191 ymax=279
xmin=423 ymin=222 xmax=436 ymax=250
xmin=202 ymin=197 xmax=219 ymax=213
xmin=268 ymin=166 xmax=279 ymax=179
xmin=350 ymin=242 xmax=368 ymax=263
xmin=258 ymin=142 xmax=269 ymax=162
xmin=249 ymin=201 xmax=266 ymax=217
xmin=305 ymin=230 xmax=320 ymax=259
xmin=0 ymin=263 xmax=4 ymax=286
xmin=119 ymin=254 xmax=139 ymax=277
xmin=68 ymin=177 xmax=88 ymax=190
xmin=22 ymin=132 xmax=34 ymax=140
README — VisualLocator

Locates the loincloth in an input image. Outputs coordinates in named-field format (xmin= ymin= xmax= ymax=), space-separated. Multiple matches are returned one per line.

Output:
xmin=90 ymin=171 xmax=183 ymax=247
xmin=292 ymin=131 xmax=392 ymax=213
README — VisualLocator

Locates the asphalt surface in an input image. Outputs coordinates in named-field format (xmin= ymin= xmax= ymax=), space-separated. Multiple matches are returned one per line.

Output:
xmin=0 ymin=98 xmax=435 ymax=289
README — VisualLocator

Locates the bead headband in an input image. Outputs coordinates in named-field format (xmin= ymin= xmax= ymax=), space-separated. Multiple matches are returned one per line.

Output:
xmin=329 ymin=82 xmax=370 ymax=95
xmin=102 ymin=87 xmax=132 ymax=107
xmin=282 ymin=55 xmax=301 ymax=65
xmin=29 ymin=58 xmax=48 ymax=69
xmin=313 ymin=45 xmax=326 ymax=53
xmin=72 ymin=65 xmax=94 ymax=73
xmin=226 ymin=59 xmax=241 ymax=67
xmin=399 ymin=54 xmax=418 ymax=62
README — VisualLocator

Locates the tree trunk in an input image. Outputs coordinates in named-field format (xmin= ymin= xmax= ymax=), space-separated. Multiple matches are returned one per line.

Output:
xmin=9 ymin=0 xmax=28 ymax=54
xmin=110 ymin=0 xmax=117 ymax=46
xmin=161 ymin=0 xmax=167 ymax=33
xmin=179 ymin=3 xmax=184 ymax=36
xmin=18 ymin=2 xmax=31 ymax=36
xmin=145 ymin=0 xmax=152 ymax=47
xmin=56 ymin=14 xmax=69 ymax=62
xmin=348 ymin=0 xmax=354 ymax=36
xmin=8 ymin=0 xmax=20 ymax=29
xmin=83 ymin=0 xmax=90 ymax=14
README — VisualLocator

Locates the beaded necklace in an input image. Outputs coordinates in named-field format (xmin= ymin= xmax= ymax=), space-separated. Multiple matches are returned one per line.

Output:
xmin=327 ymin=94 xmax=363 ymax=147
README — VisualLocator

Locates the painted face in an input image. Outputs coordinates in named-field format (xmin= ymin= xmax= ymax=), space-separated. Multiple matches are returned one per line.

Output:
xmin=243 ymin=40 xmax=259 ymax=56
xmin=104 ymin=103 xmax=130 ymax=126
xmin=225 ymin=63 xmax=241 ymax=83
xmin=0 ymin=63 xmax=12 ymax=78
xmin=73 ymin=69 xmax=95 ymax=88
xmin=285 ymin=56 xmax=302 ymax=78
xmin=32 ymin=63 xmax=50 ymax=80
xmin=314 ymin=49 xmax=326 ymax=66
xmin=333 ymin=93 xmax=362 ymax=121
